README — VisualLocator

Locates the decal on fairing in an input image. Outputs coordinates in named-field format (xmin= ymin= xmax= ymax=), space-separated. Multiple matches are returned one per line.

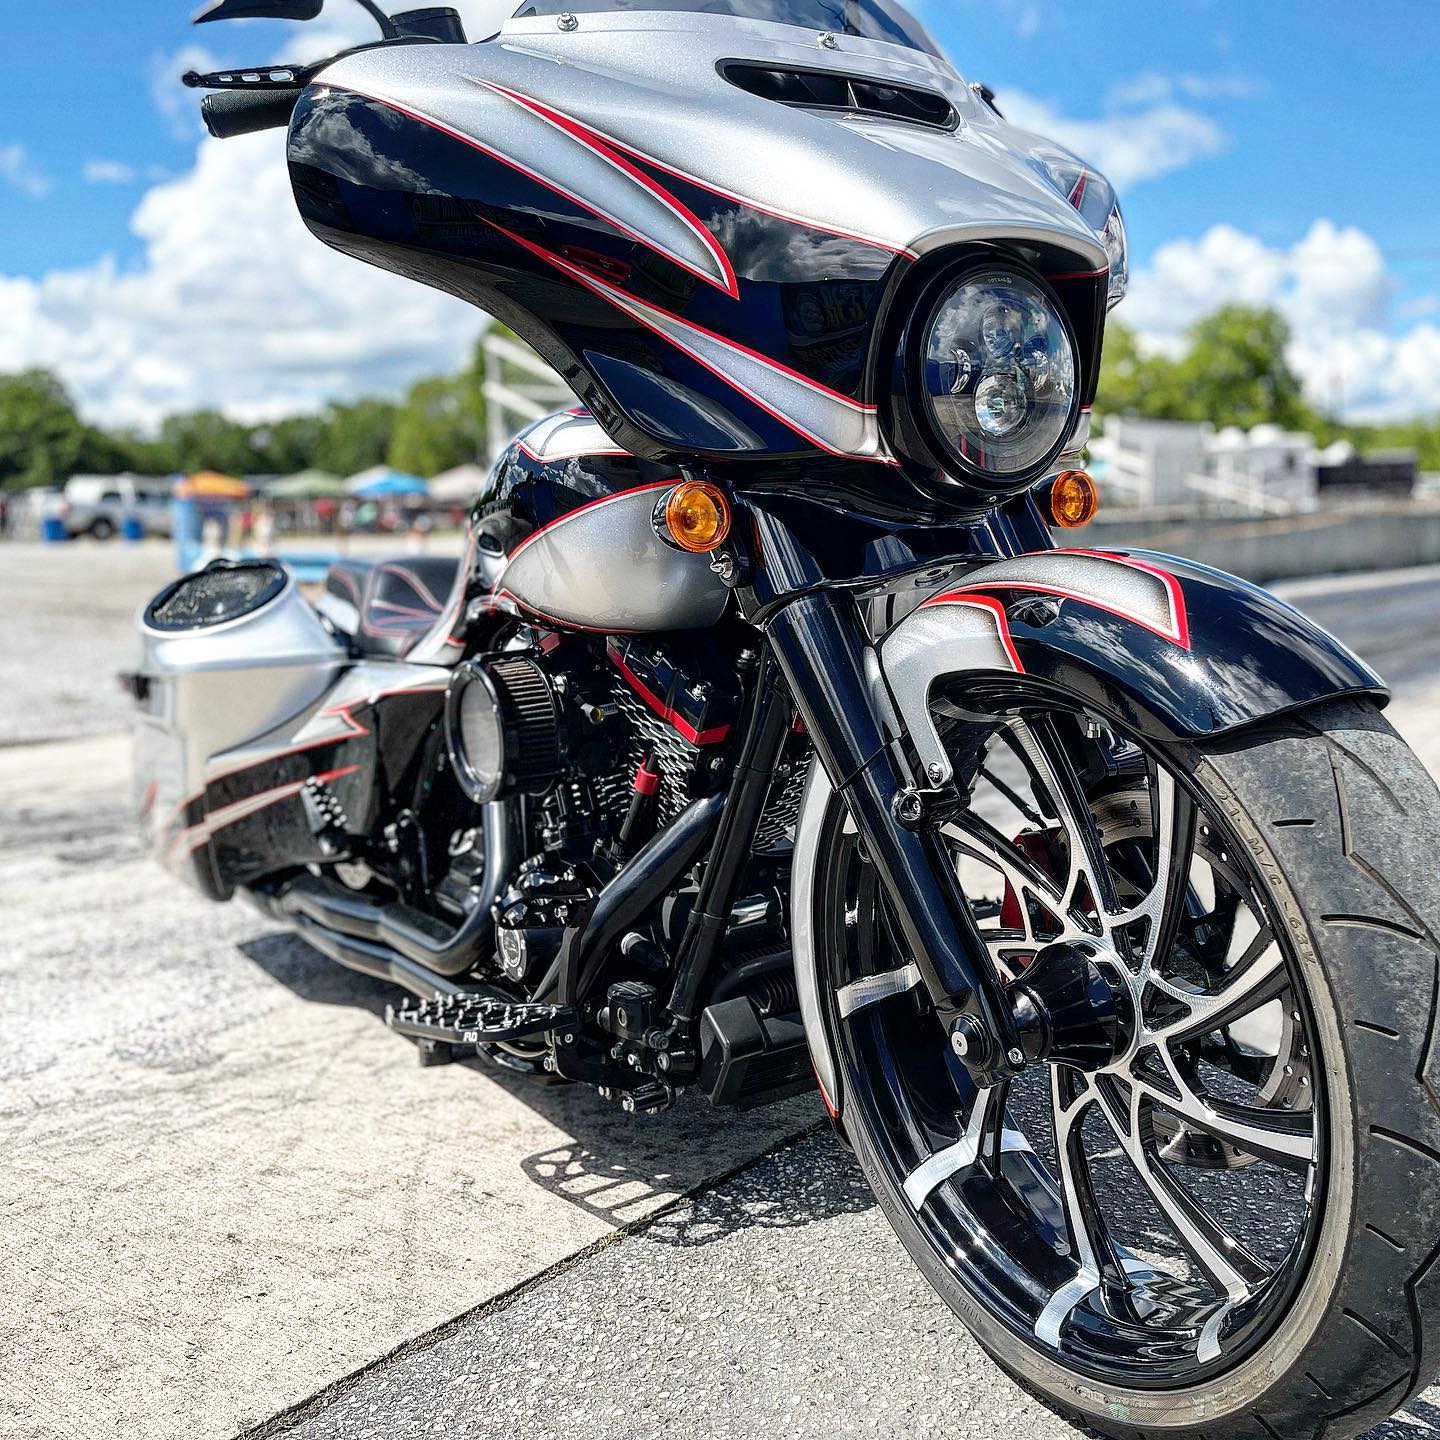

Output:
xmin=487 ymin=220 xmax=894 ymax=463
xmin=329 ymin=79 xmax=740 ymax=299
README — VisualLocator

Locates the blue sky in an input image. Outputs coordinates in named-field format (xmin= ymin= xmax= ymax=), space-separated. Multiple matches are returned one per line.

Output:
xmin=1 ymin=0 xmax=1437 ymax=426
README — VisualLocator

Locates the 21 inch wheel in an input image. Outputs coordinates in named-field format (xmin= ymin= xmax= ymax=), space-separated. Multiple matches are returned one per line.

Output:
xmin=805 ymin=697 xmax=1440 ymax=1438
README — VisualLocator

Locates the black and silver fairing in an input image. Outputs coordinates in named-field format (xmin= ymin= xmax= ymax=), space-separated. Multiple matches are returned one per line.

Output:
xmin=286 ymin=7 xmax=1111 ymax=478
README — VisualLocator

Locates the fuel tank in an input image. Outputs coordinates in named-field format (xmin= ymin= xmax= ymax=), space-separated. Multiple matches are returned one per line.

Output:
xmin=286 ymin=12 xmax=1108 ymax=470
xmin=468 ymin=409 xmax=730 ymax=634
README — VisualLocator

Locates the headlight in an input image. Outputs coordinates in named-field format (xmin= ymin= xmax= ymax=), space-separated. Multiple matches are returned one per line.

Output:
xmin=921 ymin=268 xmax=1078 ymax=480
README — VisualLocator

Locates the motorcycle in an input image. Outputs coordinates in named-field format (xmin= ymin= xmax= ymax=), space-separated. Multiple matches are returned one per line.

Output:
xmin=132 ymin=2 xmax=1440 ymax=1434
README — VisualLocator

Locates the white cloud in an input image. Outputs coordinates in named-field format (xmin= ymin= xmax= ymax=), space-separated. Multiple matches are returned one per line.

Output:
xmin=0 ymin=142 xmax=53 ymax=198
xmin=0 ymin=133 xmax=485 ymax=430
xmin=1000 ymin=90 xmax=1228 ymax=189
xmin=84 ymin=160 xmax=139 ymax=185
xmin=1122 ymin=219 xmax=1440 ymax=421
xmin=0 ymin=4 xmax=522 ymax=430
xmin=1108 ymin=72 xmax=1266 ymax=108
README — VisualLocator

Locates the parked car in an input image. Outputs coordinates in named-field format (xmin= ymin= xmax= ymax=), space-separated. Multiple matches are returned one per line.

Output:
xmin=61 ymin=475 xmax=173 ymax=539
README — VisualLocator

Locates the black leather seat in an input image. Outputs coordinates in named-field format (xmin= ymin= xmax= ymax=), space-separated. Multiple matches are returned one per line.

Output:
xmin=321 ymin=555 xmax=459 ymax=658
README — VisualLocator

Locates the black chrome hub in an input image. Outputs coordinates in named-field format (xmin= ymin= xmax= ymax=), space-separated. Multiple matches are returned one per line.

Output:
xmin=1009 ymin=939 xmax=1132 ymax=1070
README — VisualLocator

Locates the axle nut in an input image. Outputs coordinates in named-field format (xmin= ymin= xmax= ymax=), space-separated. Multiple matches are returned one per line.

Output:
xmin=949 ymin=1015 xmax=988 ymax=1062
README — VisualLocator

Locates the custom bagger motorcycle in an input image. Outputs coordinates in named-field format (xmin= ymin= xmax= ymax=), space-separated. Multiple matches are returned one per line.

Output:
xmin=132 ymin=1 xmax=1440 ymax=1433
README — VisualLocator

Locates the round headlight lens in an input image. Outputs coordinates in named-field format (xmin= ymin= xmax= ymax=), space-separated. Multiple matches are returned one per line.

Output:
xmin=922 ymin=269 xmax=1077 ymax=479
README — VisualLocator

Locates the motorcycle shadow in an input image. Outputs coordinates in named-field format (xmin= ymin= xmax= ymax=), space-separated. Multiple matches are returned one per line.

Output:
xmin=239 ymin=930 xmax=868 ymax=1246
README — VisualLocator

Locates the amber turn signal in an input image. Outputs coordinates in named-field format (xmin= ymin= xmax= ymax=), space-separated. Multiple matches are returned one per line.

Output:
xmin=1049 ymin=469 xmax=1100 ymax=529
xmin=663 ymin=481 xmax=732 ymax=554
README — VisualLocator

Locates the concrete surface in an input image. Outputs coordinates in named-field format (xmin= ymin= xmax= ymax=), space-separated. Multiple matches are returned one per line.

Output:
xmin=3 ymin=543 xmax=1440 ymax=1440
xmin=268 ymin=668 xmax=1440 ymax=1440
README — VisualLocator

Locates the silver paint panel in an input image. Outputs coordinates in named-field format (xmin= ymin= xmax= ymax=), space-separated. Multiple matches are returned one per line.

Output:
xmin=136 ymin=574 xmax=345 ymax=806
xmin=494 ymin=483 xmax=730 ymax=631
xmin=875 ymin=596 xmax=1021 ymax=786
xmin=321 ymin=19 xmax=1109 ymax=282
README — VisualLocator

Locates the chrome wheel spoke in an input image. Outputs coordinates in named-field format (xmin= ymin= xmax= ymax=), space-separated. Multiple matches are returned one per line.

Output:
xmin=1092 ymin=1078 xmax=1267 ymax=1299
xmin=1134 ymin=1051 xmax=1315 ymax=1172
xmin=1008 ymin=716 xmax=1120 ymax=923
xmin=1113 ymin=765 xmax=1197 ymax=977
xmin=1151 ymin=937 xmax=1288 ymax=1046
xmin=904 ymin=1082 xmax=997 ymax=1208
xmin=1038 ymin=1068 xmax=1109 ymax=1344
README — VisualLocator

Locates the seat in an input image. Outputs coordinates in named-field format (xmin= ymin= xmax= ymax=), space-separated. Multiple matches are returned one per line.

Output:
xmin=319 ymin=555 xmax=460 ymax=658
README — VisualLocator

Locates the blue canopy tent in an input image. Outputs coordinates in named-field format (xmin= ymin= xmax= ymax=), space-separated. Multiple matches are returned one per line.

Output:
xmin=347 ymin=468 xmax=428 ymax=500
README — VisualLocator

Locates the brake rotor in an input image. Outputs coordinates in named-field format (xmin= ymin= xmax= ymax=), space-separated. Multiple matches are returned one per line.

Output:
xmin=998 ymin=784 xmax=1311 ymax=1169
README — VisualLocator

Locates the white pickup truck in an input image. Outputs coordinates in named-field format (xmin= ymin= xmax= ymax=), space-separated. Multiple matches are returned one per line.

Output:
xmin=60 ymin=475 xmax=173 ymax=539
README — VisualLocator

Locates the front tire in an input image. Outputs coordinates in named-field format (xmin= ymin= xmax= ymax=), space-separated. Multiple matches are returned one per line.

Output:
xmin=807 ymin=698 xmax=1440 ymax=1439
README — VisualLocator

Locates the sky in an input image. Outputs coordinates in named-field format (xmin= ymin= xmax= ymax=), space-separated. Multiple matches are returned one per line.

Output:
xmin=0 ymin=0 xmax=1437 ymax=431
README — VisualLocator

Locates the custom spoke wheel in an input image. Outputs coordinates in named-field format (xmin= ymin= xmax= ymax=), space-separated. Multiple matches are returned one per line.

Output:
xmin=805 ymin=697 xmax=1440 ymax=1439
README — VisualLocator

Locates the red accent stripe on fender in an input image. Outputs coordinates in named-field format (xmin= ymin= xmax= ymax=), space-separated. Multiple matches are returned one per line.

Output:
xmin=939 ymin=551 xmax=1191 ymax=651
xmin=606 ymin=643 xmax=732 ymax=746
xmin=916 ymin=592 xmax=1025 ymax=672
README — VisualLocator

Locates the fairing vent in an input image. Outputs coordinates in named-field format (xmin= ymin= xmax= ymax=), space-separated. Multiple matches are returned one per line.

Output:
xmin=722 ymin=63 xmax=957 ymax=130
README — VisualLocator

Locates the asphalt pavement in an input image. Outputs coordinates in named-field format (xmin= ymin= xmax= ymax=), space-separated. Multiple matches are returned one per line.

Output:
xmin=4 ymin=542 xmax=1440 ymax=1440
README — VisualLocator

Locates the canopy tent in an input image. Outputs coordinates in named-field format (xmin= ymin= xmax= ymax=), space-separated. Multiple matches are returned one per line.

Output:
xmin=428 ymin=463 xmax=488 ymax=504
xmin=348 ymin=467 xmax=428 ymax=500
xmin=262 ymin=469 xmax=346 ymax=500
xmin=176 ymin=470 xmax=250 ymax=500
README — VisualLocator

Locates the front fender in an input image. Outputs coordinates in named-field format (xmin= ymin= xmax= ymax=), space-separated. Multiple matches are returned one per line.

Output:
xmin=791 ymin=548 xmax=1385 ymax=1121
xmin=877 ymin=548 xmax=1385 ymax=784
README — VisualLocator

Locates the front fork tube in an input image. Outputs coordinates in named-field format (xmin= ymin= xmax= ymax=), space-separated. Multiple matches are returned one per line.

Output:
xmin=766 ymin=590 xmax=1025 ymax=1083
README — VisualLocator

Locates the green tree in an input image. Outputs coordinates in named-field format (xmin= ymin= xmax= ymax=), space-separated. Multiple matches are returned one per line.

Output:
xmin=388 ymin=375 xmax=482 ymax=476
xmin=158 ymin=410 xmax=258 ymax=475
xmin=250 ymin=413 xmax=327 ymax=475
xmin=0 ymin=369 xmax=86 ymax=490
xmin=1093 ymin=322 xmax=1184 ymax=420
xmin=312 ymin=397 xmax=398 ymax=476
xmin=1171 ymin=305 xmax=1313 ymax=431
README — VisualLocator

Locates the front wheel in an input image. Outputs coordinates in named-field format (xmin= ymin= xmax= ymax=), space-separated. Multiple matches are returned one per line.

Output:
xmin=805 ymin=696 xmax=1440 ymax=1439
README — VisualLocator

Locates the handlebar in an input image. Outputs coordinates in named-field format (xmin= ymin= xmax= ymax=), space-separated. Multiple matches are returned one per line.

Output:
xmin=201 ymin=87 xmax=304 ymax=140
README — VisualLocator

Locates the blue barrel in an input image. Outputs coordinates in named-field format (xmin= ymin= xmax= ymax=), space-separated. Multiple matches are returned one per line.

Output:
xmin=121 ymin=515 xmax=145 ymax=542
xmin=40 ymin=516 xmax=69 ymax=543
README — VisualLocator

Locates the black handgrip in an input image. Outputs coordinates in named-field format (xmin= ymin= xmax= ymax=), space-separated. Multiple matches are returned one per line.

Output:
xmin=201 ymin=87 xmax=304 ymax=140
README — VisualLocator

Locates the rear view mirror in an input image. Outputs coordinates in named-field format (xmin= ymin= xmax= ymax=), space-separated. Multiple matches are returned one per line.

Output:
xmin=193 ymin=0 xmax=325 ymax=22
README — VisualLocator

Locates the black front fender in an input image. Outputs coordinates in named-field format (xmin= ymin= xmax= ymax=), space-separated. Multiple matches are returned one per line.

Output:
xmin=877 ymin=548 xmax=1385 ymax=781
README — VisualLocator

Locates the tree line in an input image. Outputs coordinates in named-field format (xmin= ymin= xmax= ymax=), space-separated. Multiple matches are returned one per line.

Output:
xmin=0 ymin=337 xmax=491 ymax=492
xmin=1096 ymin=304 xmax=1440 ymax=470
xmin=1 ymin=305 xmax=1436 ymax=492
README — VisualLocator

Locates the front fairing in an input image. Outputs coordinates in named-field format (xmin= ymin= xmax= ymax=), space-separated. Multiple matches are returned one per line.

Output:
xmin=294 ymin=12 xmax=1111 ymax=472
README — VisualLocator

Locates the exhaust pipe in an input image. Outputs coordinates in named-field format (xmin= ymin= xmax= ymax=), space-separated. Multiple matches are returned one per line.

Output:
xmin=265 ymin=801 xmax=512 ymax=977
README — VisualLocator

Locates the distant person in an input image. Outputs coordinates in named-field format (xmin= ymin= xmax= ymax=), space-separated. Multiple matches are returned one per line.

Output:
xmin=253 ymin=502 xmax=276 ymax=557
xmin=0 ymin=492 xmax=9 ymax=539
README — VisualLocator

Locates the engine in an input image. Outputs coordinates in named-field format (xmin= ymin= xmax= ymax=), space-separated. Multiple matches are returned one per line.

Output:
xmin=442 ymin=630 xmax=810 ymax=961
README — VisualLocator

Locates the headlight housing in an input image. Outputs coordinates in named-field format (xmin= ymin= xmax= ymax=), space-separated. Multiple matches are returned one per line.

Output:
xmin=920 ymin=266 xmax=1079 ymax=482
xmin=1031 ymin=146 xmax=1128 ymax=308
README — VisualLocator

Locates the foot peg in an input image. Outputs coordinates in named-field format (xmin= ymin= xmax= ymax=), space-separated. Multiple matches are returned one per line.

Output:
xmin=386 ymin=993 xmax=578 ymax=1046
